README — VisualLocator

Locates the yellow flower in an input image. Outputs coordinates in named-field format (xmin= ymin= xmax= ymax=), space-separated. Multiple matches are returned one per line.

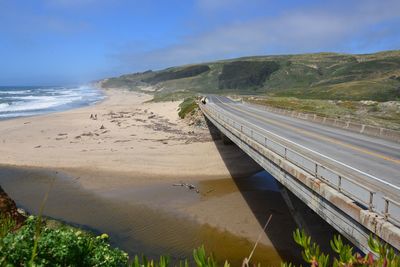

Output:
xmin=100 ymin=233 xmax=109 ymax=239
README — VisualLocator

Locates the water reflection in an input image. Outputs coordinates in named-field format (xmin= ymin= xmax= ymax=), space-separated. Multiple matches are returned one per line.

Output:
xmin=0 ymin=166 xmax=343 ymax=266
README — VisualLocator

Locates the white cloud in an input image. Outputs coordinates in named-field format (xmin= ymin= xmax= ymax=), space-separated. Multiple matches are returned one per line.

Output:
xmin=115 ymin=0 xmax=400 ymax=71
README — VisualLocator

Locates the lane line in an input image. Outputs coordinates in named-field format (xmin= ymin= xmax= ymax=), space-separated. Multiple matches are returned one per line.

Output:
xmin=222 ymin=98 xmax=400 ymax=164
xmin=209 ymin=96 xmax=400 ymax=191
xmin=244 ymin=104 xmax=400 ymax=159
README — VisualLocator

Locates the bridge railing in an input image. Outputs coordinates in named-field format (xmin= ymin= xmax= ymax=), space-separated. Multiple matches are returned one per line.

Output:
xmin=242 ymin=101 xmax=400 ymax=143
xmin=201 ymin=103 xmax=400 ymax=226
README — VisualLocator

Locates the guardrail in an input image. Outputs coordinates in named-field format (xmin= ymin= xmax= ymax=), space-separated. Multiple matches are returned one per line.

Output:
xmin=201 ymin=102 xmax=400 ymax=227
xmin=242 ymin=101 xmax=400 ymax=143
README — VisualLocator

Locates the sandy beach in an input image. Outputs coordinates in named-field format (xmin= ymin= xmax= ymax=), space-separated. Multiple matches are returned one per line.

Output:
xmin=0 ymin=88 xmax=289 ymax=256
xmin=0 ymin=89 xmax=261 ymax=183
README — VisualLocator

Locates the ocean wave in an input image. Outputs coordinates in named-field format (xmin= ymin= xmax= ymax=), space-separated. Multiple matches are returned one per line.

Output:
xmin=0 ymin=90 xmax=32 ymax=95
xmin=0 ymin=103 xmax=10 ymax=109
xmin=0 ymin=98 xmax=72 ymax=112
xmin=0 ymin=111 xmax=37 ymax=118
xmin=0 ymin=85 xmax=104 ymax=119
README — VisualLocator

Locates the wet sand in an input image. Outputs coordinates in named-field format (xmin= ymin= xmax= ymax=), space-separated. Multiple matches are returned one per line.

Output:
xmin=0 ymin=166 xmax=291 ymax=265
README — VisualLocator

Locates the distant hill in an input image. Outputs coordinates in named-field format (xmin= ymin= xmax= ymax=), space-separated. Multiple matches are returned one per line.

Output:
xmin=100 ymin=50 xmax=400 ymax=101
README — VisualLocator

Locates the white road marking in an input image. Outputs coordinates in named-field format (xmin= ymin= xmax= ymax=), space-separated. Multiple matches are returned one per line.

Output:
xmin=210 ymin=96 xmax=400 ymax=192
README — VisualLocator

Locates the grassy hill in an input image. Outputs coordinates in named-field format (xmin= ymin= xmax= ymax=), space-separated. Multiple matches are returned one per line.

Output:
xmin=101 ymin=50 xmax=400 ymax=101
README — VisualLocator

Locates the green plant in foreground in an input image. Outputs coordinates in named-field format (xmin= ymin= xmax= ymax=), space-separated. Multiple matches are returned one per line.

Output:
xmin=2 ymin=211 xmax=399 ymax=267
xmin=282 ymin=229 xmax=400 ymax=267
xmin=193 ymin=246 xmax=229 ymax=267
xmin=0 ymin=214 xmax=15 ymax=239
xmin=130 ymin=255 xmax=172 ymax=267
xmin=292 ymin=228 xmax=329 ymax=267
xmin=0 ymin=216 xmax=128 ymax=266
xmin=0 ymin=215 xmax=230 ymax=267
xmin=128 ymin=246 xmax=229 ymax=267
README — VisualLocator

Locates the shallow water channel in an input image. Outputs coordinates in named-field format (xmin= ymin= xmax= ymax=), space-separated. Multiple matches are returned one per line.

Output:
xmin=0 ymin=165 xmax=341 ymax=266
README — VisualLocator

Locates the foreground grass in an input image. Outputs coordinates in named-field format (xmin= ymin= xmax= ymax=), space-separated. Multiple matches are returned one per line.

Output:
xmin=0 ymin=215 xmax=128 ymax=266
xmin=0 ymin=214 xmax=399 ymax=266
xmin=244 ymin=96 xmax=400 ymax=130
xmin=0 ymin=215 xmax=228 ymax=267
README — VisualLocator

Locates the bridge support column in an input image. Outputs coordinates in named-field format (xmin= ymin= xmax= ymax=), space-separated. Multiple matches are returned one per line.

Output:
xmin=280 ymin=186 xmax=310 ymax=233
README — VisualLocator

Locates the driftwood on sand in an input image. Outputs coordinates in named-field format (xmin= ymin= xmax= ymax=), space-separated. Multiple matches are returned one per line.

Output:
xmin=173 ymin=182 xmax=200 ymax=193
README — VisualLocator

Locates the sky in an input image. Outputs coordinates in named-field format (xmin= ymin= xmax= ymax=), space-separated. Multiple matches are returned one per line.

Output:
xmin=0 ymin=0 xmax=399 ymax=85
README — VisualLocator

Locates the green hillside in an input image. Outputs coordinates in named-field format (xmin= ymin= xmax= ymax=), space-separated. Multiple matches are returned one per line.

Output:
xmin=101 ymin=50 xmax=400 ymax=101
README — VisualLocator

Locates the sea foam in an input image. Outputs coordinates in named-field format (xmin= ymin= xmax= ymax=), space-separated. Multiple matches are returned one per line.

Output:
xmin=0 ymin=85 xmax=104 ymax=119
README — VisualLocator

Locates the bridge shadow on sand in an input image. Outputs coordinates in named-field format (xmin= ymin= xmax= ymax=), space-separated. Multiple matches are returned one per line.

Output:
xmin=204 ymin=117 xmax=344 ymax=264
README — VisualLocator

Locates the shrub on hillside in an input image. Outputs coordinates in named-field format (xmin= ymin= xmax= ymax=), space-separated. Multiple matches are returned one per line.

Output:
xmin=218 ymin=61 xmax=279 ymax=90
xmin=143 ymin=65 xmax=210 ymax=84
xmin=178 ymin=98 xmax=198 ymax=119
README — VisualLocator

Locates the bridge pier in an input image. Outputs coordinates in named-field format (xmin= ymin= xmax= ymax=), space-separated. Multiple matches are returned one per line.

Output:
xmin=280 ymin=186 xmax=310 ymax=234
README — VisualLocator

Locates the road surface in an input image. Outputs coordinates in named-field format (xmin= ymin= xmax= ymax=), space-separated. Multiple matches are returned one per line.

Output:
xmin=206 ymin=95 xmax=400 ymax=202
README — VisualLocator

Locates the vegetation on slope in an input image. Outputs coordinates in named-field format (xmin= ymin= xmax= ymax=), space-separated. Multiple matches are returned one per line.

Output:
xmin=143 ymin=65 xmax=210 ymax=84
xmin=150 ymin=90 xmax=196 ymax=103
xmin=178 ymin=97 xmax=198 ymax=119
xmin=245 ymin=96 xmax=400 ymax=130
xmin=101 ymin=70 xmax=155 ymax=89
xmin=101 ymin=50 xmax=400 ymax=102
xmin=218 ymin=61 xmax=279 ymax=90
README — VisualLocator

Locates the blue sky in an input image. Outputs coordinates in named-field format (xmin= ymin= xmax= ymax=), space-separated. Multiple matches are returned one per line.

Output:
xmin=0 ymin=0 xmax=399 ymax=85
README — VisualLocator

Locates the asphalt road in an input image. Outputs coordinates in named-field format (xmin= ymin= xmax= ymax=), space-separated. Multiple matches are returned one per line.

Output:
xmin=206 ymin=95 xmax=400 ymax=201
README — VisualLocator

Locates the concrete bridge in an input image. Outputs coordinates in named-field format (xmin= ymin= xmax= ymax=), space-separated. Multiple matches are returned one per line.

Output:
xmin=200 ymin=95 xmax=400 ymax=252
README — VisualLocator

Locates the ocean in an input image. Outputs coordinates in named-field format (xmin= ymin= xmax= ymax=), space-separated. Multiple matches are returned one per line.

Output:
xmin=0 ymin=85 xmax=104 ymax=120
